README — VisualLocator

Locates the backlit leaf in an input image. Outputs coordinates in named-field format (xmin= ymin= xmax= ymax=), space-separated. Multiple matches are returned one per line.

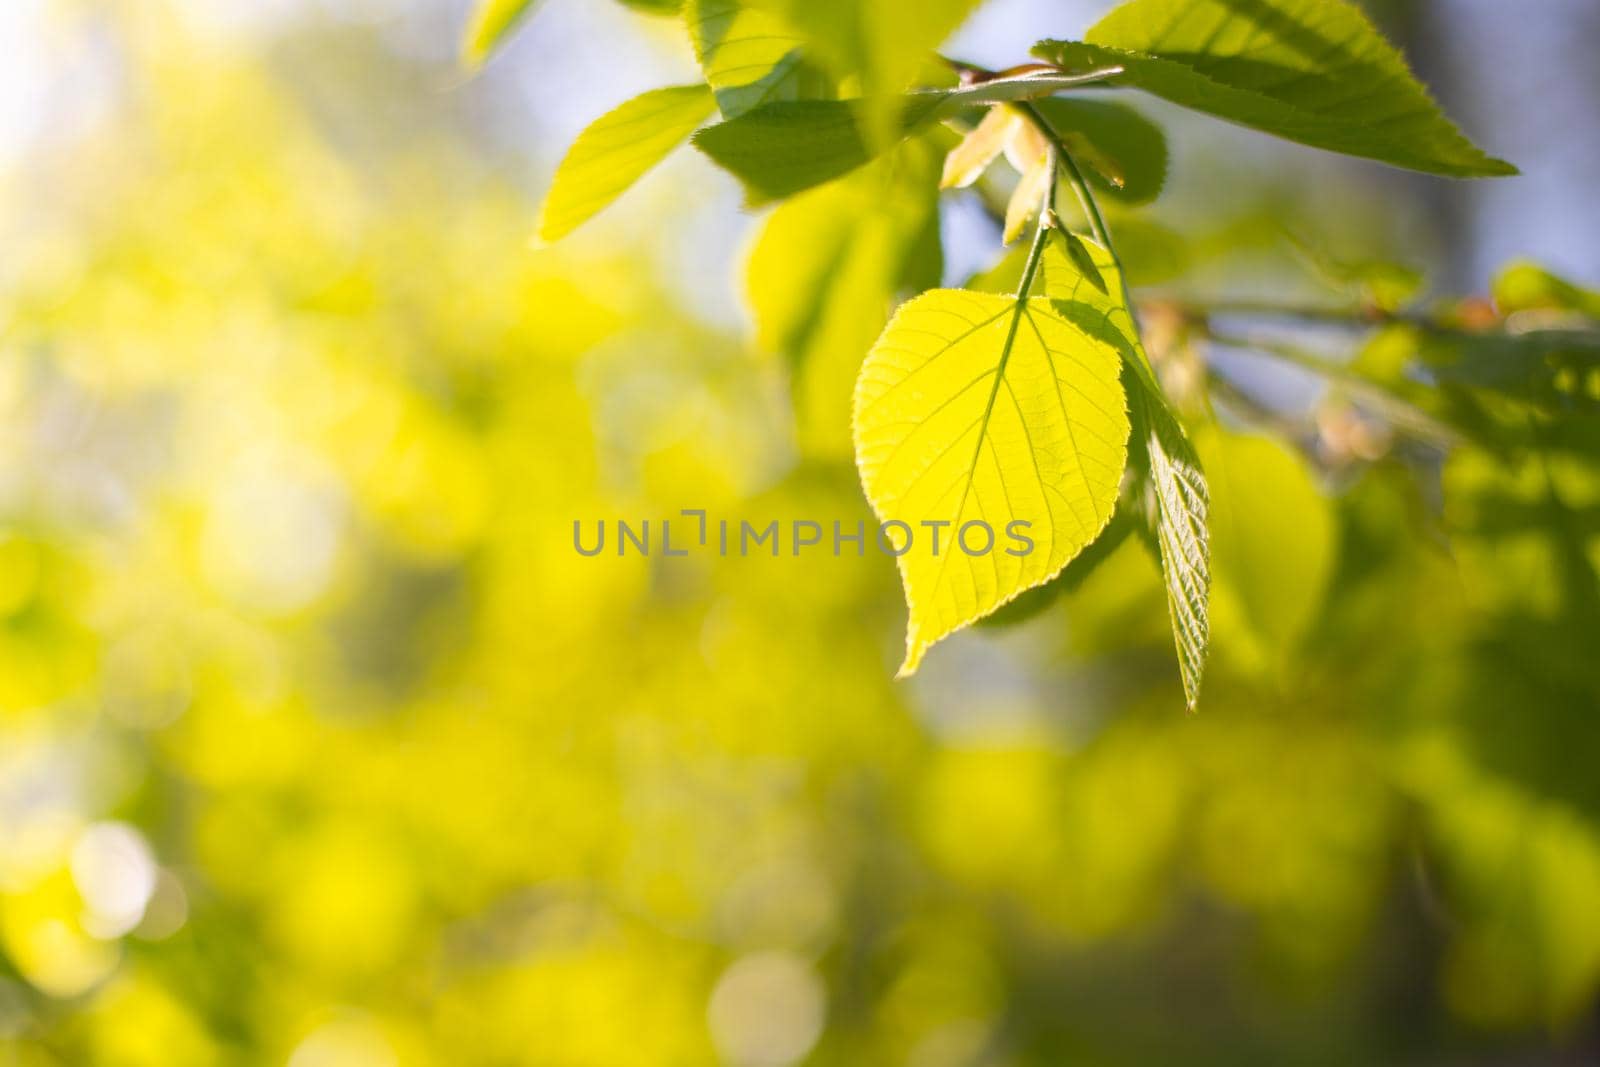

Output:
xmin=853 ymin=288 xmax=1130 ymax=675
xmin=1002 ymin=158 xmax=1050 ymax=245
xmin=1034 ymin=0 xmax=1515 ymax=177
xmin=941 ymin=107 xmax=1021 ymax=190
xmin=1039 ymin=233 xmax=1210 ymax=708
xmin=1128 ymin=384 xmax=1210 ymax=709
xmin=537 ymin=84 xmax=716 ymax=242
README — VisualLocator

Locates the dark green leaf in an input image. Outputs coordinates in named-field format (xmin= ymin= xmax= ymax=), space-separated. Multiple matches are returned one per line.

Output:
xmin=693 ymin=100 xmax=879 ymax=204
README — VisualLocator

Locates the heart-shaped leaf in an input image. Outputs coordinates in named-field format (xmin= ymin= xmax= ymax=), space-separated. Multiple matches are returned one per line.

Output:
xmin=854 ymin=288 xmax=1130 ymax=674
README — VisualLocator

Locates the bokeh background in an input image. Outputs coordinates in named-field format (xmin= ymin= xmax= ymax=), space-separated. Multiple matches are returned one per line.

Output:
xmin=1 ymin=0 xmax=1598 ymax=1064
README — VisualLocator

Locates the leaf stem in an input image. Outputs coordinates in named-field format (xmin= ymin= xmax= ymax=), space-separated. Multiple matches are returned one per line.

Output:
xmin=1017 ymin=101 xmax=1157 ymax=384
xmin=1053 ymin=134 xmax=1118 ymax=253
xmin=1013 ymin=144 xmax=1058 ymax=301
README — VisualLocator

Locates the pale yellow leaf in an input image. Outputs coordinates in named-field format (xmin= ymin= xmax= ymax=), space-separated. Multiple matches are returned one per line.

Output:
xmin=1002 ymin=114 xmax=1049 ymax=175
xmin=1002 ymin=159 xmax=1050 ymax=244
xmin=940 ymin=106 xmax=1020 ymax=189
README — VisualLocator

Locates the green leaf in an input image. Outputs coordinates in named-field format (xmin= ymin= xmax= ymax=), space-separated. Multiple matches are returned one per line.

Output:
xmin=537 ymin=85 xmax=716 ymax=242
xmin=1127 ymin=381 xmax=1210 ymax=709
xmin=1031 ymin=98 xmax=1168 ymax=204
xmin=693 ymin=100 xmax=882 ymax=204
xmin=686 ymin=0 xmax=834 ymax=119
xmin=749 ymin=133 xmax=944 ymax=453
xmin=616 ymin=0 xmax=682 ymax=12
xmin=461 ymin=0 xmax=541 ymax=68
xmin=853 ymin=288 xmax=1131 ymax=675
xmin=693 ymin=68 xmax=1128 ymax=203
xmin=1034 ymin=0 xmax=1515 ymax=178
xmin=1037 ymin=232 xmax=1210 ymax=708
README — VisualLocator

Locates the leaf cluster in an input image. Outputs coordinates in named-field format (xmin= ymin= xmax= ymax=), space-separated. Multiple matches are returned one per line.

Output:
xmin=462 ymin=0 xmax=1572 ymax=711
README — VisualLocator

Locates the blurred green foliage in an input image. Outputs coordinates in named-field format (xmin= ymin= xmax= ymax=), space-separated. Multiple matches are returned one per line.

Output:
xmin=0 ymin=3 xmax=1597 ymax=1066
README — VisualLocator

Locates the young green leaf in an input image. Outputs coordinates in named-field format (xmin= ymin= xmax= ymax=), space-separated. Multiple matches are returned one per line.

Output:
xmin=461 ymin=0 xmax=540 ymax=68
xmin=1034 ymin=0 xmax=1515 ymax=178
xmin=1030 ymin=98 xmax=1167 ymax=204
xmin=686 ymin=0 xmax=833 ymax=119
xmin=1128 ymin=382 xmax=1210 ymax=709
xmin=853 ymin=288 xmax=1130 ymax=676
xmin=1039 ymin=233 xmax=1211 ymax=708
xmin=537 ymin=85 xmax=716 ymax=242
xmin=1002 ymin=127 xmax=1050 ymax=244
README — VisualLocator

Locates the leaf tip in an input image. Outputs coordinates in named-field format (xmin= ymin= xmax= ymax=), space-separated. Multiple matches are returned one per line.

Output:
xmin=895 ymin=643 xmax=925 ymax=680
